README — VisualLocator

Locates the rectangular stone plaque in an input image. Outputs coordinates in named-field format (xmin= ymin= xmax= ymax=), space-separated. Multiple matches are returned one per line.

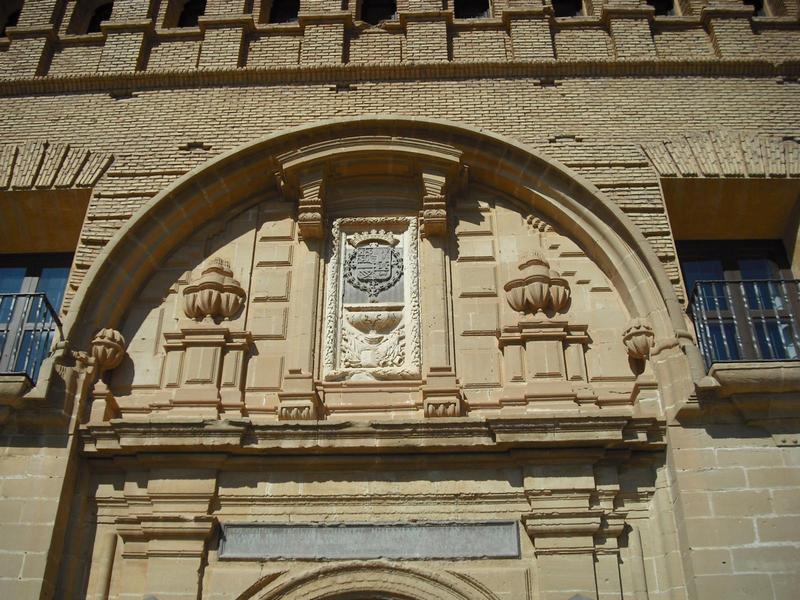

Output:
xmin=219 ymin=521 xmax=520 ymax=560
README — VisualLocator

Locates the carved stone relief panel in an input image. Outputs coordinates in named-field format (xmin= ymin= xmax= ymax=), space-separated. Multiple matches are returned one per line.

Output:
xmin=323 ymin=217 xmax=421 ymax=382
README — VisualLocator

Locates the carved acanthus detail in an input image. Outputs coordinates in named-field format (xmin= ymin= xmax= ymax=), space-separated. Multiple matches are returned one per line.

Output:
xmin=504 ymin=251 xmax=571 ymax=315
xmin=182 ymin=259 xmax=245 ymax=321
xmin=623 ymin=318 xmax=655 ymax=360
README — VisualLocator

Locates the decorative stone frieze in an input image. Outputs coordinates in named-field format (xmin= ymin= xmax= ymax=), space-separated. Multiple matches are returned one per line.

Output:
xmin=323 ymin=217 xmax=421 ymax=382
xmin=504 ymin=251 xmax=571 ymax=315
xmin=182 ymin=258 xmax=246 ymax=321
xmin=622 ymin=317 xmax=654 ymax=360
xmin=526 ymin=215 xmax=554 ymax=233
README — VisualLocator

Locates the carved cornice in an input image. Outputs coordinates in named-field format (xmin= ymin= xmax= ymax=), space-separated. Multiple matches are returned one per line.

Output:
xmin=78 ymin=415 xmax=666 ymax=454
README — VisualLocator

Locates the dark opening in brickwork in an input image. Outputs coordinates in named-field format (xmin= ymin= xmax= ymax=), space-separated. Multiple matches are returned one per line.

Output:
xmin=0 ymin=7 xmax=20 ymax=38
xmin=87 ymin=2 xmax=113 ymax=34
xmin=454 ymin=0 xmax=490 ymax=19
xmin=360 ymin=0 xmax=397 ymax=25
xmin=552 ymin=0 xmax=584 ymax=17
xmin=743 ymin=0 xmax=766 ymax=16
xmin=267 ymin=0 xmax=300 ymax=23
xmin=178 ymin=0 xmax=207 ymax=27
xmin=647 ymin=0 xmax=675 ymax=16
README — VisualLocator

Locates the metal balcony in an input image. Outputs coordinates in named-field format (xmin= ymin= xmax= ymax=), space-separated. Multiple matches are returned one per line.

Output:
xmin=688 ymin=279 xmax=800 ymax=368
xmin=0 ymin=293 xmax=62 ymax=383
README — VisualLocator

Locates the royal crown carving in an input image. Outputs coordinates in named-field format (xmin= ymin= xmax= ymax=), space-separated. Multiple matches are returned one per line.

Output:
xmin=182 ymin=258 xmax=246 ymax=321
xmin=504 ymin=251 xmax=571 ymax=315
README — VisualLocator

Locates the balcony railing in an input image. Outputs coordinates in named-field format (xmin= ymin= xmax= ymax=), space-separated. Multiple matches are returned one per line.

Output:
xmin=688 ymin=279 xmax=800 ymax=368
xmin=0 ymin=293 xmax=62 ymax=383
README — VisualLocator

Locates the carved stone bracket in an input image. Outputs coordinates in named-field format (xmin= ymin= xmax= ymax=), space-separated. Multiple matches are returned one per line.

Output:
xmin=622 ymin=318 xmax=657 ymax=406
xmin=277 ymin=369 xmax=323 ymax=420
xmin=622 ymin=318 xmax=654 ymax=360
xmin=418 ymin=163 xmax=465 ymax=238
xmin=274 ymin=164 xmax=325 ymax=240
xmin=422 ymin=367 xmax=464 ymax=418
xmin=87 ymin=328 xmax=127 ymax=423
xmin=296 ymin=166 xmax=326 ymax=240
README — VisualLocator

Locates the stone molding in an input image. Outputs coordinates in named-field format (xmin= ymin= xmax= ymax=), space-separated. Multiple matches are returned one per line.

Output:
xmin=79 ymin=415 xmax=666 ymax=454
xmin=0 ymin=140 xmax=113 ymax=190
xmin=243 ymin=561 xmax=502 ymax=600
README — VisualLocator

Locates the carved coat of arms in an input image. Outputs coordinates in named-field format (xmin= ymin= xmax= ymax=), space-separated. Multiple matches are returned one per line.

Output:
xmin=344 ymin=234 xmax=403 ymax=301
xmin=324 ymin=220 xmax=420 ymax=382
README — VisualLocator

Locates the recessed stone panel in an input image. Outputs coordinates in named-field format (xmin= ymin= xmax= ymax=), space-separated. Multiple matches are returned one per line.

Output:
xmin=219 ymin=521 xmax=520 ymax=560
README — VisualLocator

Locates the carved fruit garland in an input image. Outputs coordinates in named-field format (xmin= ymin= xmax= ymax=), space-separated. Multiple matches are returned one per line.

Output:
xmin=183 ymin=258 xmax=246 ymax=320
xmin=504 ymin=251 xmax=571 ymax=315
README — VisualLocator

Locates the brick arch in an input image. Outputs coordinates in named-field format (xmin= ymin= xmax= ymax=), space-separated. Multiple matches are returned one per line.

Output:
xmin=63 ymin=116 xmax=702 ymax=390
xmin=238 ymin=561 xmax=502 ymax=600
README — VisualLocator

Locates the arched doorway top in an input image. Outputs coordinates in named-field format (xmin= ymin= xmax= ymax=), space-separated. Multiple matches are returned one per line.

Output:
xmin=64 ymin=116 xmax=686 ymax=347
xmin=238 ymin=560 xmax=502 ymax=600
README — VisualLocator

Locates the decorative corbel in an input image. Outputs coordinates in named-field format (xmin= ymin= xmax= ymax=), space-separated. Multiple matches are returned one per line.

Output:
xmin=419 ymin=166 xmax=448 ymax=238
xmin=622 ymin=318 xmax=654 ymax=361
xmin=419 ymin=163 xmax=464 ymax=238
xmin=88 ymin=328 xmax=126 ymax=422
xmin=622 ymin=317 xmax=658 ymax=405
xmin=296 ymin=166 xmax=326 ymax=240
xmin=277 ymin=368 xmax=324 ymax=420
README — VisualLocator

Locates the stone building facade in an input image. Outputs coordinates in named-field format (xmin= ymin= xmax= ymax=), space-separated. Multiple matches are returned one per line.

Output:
xmin=0 ymin=0 xmax=799 ymax=598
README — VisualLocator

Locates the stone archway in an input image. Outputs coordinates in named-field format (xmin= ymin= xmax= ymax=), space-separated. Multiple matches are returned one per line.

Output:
xmin=238 ymin=561 xmax=502 ymax=600
xmin=66 ymin=117 xmax=686 ymax=342
xmin=61 ymin=115 xmax=704 ymax=415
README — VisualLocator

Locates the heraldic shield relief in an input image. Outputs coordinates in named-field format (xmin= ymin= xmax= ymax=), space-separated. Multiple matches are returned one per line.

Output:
xmin=323 ymin=217 xmax=421 ymax=381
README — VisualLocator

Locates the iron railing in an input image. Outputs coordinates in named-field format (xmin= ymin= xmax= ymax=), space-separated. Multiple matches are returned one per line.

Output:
xmin=0 ymin=293 xmax=62 ymax=383
xmin=688 ymin=279 xmax=800 ymax=368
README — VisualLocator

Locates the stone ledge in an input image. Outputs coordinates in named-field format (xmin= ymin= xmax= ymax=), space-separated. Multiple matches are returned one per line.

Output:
xmin=709 ymin=361 xmax=800 ymax=396
xmin=78 ymin=414 xmax=666 ymax=454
